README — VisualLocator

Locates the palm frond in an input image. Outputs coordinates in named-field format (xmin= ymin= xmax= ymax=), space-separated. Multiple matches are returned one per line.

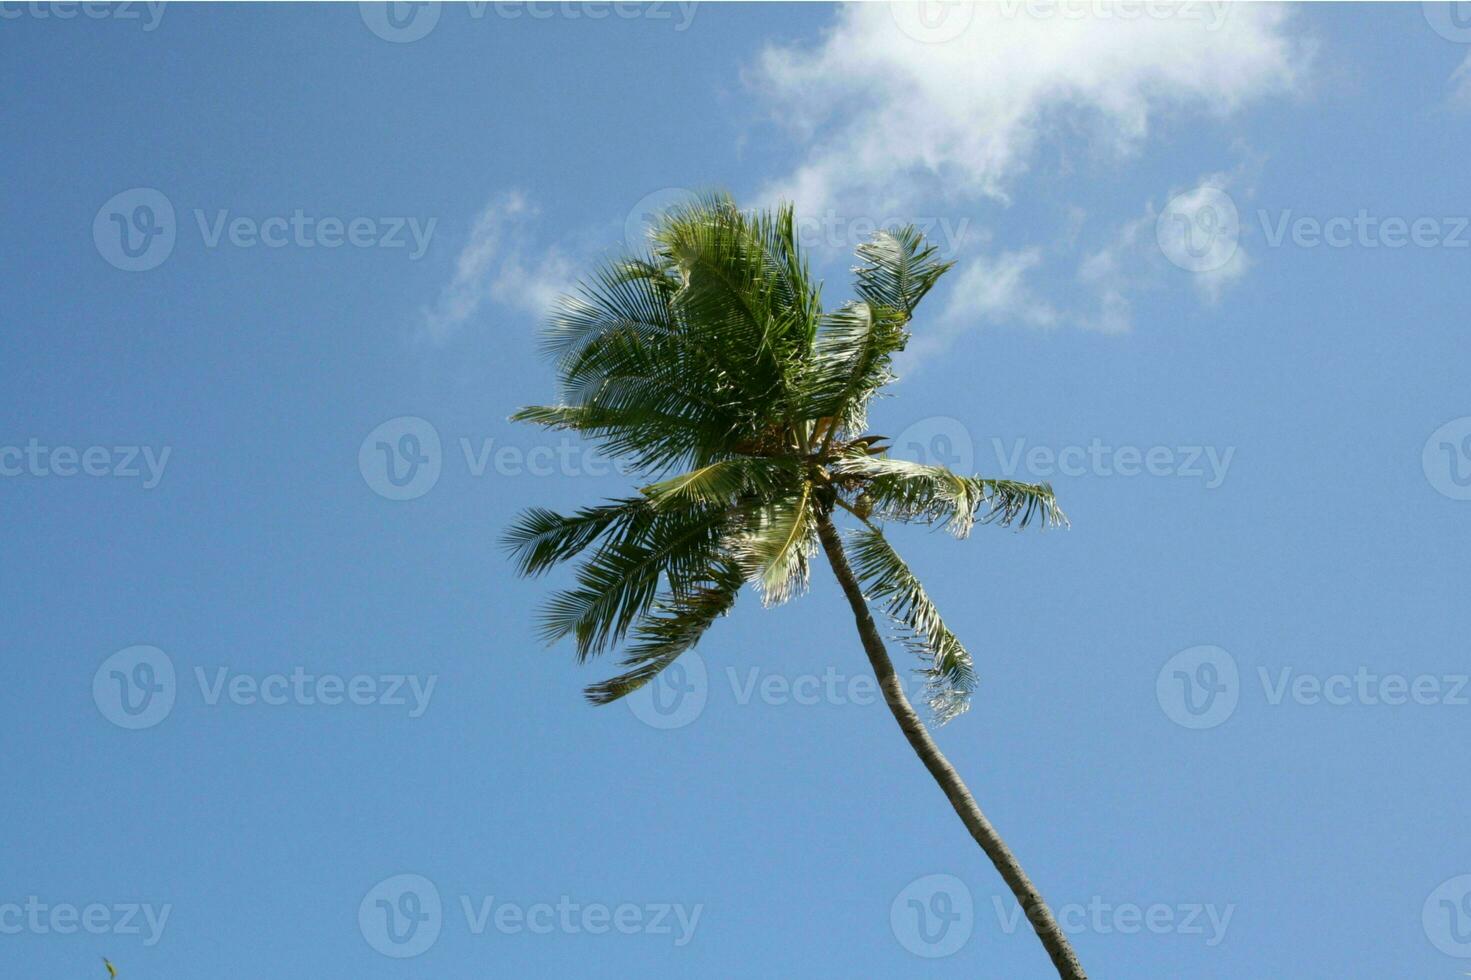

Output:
xmin=832 ymin=455 xmax=1068 ymax=536
xmin=852 ymin=225 xmax=954 ymax=320
xmin=853 ymin=223 xmax=953 ymax=319
xmin=502 ymin=497 xmax=651 ymax=577
xmin=729 ymin=481 xmax=817 ymax=606
xmin=849 ymin=527 xmax=975 ymax=724
xmin=641 ymin=457 xmax=801 ymax=510
xmin=539 ymin=503 xmax=732 ymax=661
xmin=652 ymin=193 xmax=815 ymax=416
xmin=509 ymin=400 xmax=745 ymax=475
xmin=801 ymin=300 xmax=909 ymax=436
xmin=584 ymin=561 xmax=745 ymax=704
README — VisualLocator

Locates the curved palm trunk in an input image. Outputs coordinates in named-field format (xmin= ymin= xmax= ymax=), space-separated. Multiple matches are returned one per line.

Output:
xmin=815 ymin=514 xmax=1087 ymax=979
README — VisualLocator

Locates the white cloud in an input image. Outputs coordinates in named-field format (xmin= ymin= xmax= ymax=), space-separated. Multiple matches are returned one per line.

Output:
xmin=895 ymin=245 xmax=1060 ymax=360
xmin=419 ymin=192 xmax=572 ymax=342
xmin=751 ymin=3 xmax=1305 ymax=215
xmin=490 ymin=246 xmax=575 ymax=319
xmin=1076 ymin=210 xmax=1149 ymax=334
xmin=942 ymin=247 xmax=1058 ymax=328
xmin=925 ymin=166 xmax=1256 ymax=341
xmin=1452 ymin=52 xmax=1471 ymax=107
xmin=1078 ymin=170 xmax=1252 ymax=331
xmin=425 ymin=6 xmax=1306 ymax=351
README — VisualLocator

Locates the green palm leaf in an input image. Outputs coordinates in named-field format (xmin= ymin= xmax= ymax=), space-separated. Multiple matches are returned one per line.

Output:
xmin=502 ymin=497 xmax=651 ymax=577
xmin=583 ymin=561 xmax=745 ymax=704
xmin=833 ymin=455 xmax=1067 ymax=536
xmin=853 ymin=225 xmax=954 ymax=320
xmin=849 ymin=527 xmax=976 ymax=724
xmin=641 ymin=457 xmax=801 ymax=510
xmin=539 ymin=503 xmax=731 ymax=661
xmin=802 ymin=300 xmax=909 ymax=437
xmin=729 ymin=482 xmax=817 ymax=606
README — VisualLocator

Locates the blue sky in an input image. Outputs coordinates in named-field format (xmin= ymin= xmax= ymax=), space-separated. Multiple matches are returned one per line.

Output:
xmin=5 ymin=2 xmax=1471 ymax=977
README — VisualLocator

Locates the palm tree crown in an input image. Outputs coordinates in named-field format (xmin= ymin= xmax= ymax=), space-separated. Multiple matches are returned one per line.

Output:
xmin=505 ymin=193 xmax=1066 ymax=721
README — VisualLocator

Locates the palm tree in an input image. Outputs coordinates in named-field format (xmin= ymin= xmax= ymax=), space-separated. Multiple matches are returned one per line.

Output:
xmin=504 ymin=194 xmax=1085 ymax=978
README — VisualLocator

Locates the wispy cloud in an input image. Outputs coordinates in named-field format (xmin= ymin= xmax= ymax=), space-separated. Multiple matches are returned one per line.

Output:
xmin=419 ymin=192 xmax=572 ymax=343
xmin=1451 ymin=52 xmax=1471 ymax=107
xmin=1079 ymin=168 xmax=1253 ymax=332
xmin=930 ymin=166 xmax=1256 ymax=343
xmin=942 ymin=248 xmax=1058 ymax=327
